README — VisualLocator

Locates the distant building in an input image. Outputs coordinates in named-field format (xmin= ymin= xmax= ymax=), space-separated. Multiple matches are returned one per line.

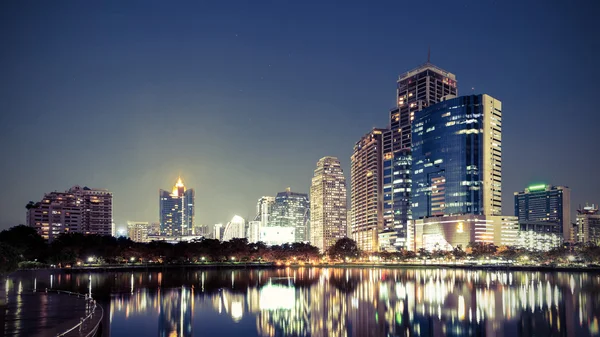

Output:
xmin=127 ymin=221 xmax=150 ymax=243
xmin=577 ymin=204 xmax=600 ymax=245
xmin=159 ymin=177 xmax=194 ymax=236
xmin=27 ymin=185 xmax=113 ymax=241
xmin=255 ymin=196 xmax=275 ymax=228
xmin=384 ymin=61 xmax=458 ymax=250
xmin=514 ymin=184 xmax=571 ymax=242
xmin=268 ymin=188 xmax=309 ymax=242
xmin=213 ymin=223 xmax=224 ymax=241
xmin=247 ymin=221 xmax=261 ymax=243
xmin=222 ymin=216 xmax=246 ymax=241
xmin=351 ymin=128 xmax=386 ymax=252
xmin=260 ymin=226 xmax=296 ymax=246
xmin=516 ymin=223 xmax=563 ymax=251
xmin=310 ymin=156 xmax=348 ymax=252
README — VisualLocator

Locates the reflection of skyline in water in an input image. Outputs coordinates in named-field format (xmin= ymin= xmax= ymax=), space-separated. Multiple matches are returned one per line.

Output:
xmin=8 ymin=268 xmax=600 ymax=337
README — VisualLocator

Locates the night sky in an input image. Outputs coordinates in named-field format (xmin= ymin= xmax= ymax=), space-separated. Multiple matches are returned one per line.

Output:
xmin=1 ymin=0 xmax=598 ymax=230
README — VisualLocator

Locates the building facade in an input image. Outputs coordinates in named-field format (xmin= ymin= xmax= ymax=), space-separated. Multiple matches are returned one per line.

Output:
xmin=222 ymin=215 xmax=246 ymax=241
xmin=268 ymin=188 xmax=310 ymax=242
xmin=383 ymin=61 xmax=458 ymax=250
xmin=260 ymin=226 xmax=296 ymax=246
xmin=577 ymin=204 xmax=600 ymax=245
xmin=414 ymin=215 xmax=518 ymax=251
xmin=27 ymin=185 xmax=113 ymax=241
xmin=127 ymin=221 xmax=150 ymax=243
xmin=411 ymin=94 xmax=502 ymax=220
xmin=159 ymin=177 xmax=195 ymax=237
xmin=247 ymin=221 xmax=261 ymax=243
xmin=310 ymin=156 xmax=348 ymax=252
xmin=351 ymin=128 xmax=385 ymax=252
xmin=514 ymin=184 xmax=571 ymax=242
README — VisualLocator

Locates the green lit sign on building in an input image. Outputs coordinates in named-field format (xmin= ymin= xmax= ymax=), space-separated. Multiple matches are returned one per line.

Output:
xmin=528 ymin=184 xmax=546 ymax=191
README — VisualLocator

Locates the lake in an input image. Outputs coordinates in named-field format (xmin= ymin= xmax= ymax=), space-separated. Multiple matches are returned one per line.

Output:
xmin=4 ymin=267 xmax=600 ymax=336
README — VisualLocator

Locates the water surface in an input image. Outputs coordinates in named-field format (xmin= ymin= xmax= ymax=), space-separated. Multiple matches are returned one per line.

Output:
xmin=5 ymin=267 xmax=600 ymax=336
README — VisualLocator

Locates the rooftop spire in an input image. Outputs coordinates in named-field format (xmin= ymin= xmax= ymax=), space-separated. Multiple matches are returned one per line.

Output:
xmin=427 ymin=46 xmax=431 ymax=63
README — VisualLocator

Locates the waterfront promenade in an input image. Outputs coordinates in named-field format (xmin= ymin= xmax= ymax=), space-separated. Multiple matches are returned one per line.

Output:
xmin=2 ymin=287 xmax=102 ymax=337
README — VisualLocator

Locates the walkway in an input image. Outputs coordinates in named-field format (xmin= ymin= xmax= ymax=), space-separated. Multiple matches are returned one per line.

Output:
xmin=3 ymin=289 xmax=102 ymax=337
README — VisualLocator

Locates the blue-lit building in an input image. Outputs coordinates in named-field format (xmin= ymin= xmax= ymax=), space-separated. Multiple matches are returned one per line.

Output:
xmin=514 ymin=184 xmax=571 ymax=243
xmin=159 ymin=177 xmax=195 ymax=236
xmin=411 ymin=94 xmax=503 ymax=220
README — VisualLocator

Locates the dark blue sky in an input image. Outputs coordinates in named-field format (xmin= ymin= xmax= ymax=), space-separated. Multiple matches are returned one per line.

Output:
xmin=1 ymin=0 xmax=598 ymax=230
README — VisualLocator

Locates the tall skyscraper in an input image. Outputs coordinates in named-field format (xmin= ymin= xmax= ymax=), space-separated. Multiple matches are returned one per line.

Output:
xmin=159 ymin=177 xmax=195 ymax=236
xmin=268 ymin=188 xmax=310 ymax=242
xmin=412 ymin=94 xmax=502 ymax=219
xmin=310 ymin=156 xmax=348 ymax=252
xmin=383 ymin=60 xmax=458 ymax=250
xmin=514 ymin=184 xmax=571 ymax=242
xmin=255 ymin=196 xmax=275 ymax=227
xmin=27 ymin=185 xmax=113 ymax=241
xmin=222 ymin=215 xmax=246 ymax=241
xmin=576 ymin=204 xmax=600 ymax=245
xmin=351 ymin=128 xmax=385 ymax=252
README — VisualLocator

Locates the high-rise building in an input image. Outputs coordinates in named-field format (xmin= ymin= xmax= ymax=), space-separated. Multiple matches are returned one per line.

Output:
xmin=247 ymin=221 xmax=261 ymax=243
xmin=255 ymin=196 xmax=275 ymax=228
xmin=351 ymin=128 xmax=385 ymax=252
xmin=268 ymin=188 xmax=310 ymax=242
xmin=576 ymin=204 xmax=600 ymax=245
xmin=159 ymin=177 xmax=195 ymax=236
xmin=310 ymin=156 xmax=348 ymax=252
xmin=222 ymin=215 xmax=246 ymax=241
xmin=412 ymin=94 xmax=502 ymax=219
xmin=27 ymin=185 xmax=113 ymax=241
xmin=383 ymin=60 xmax=458 ymax=250
xmin=514 ymin=184 xmax=571 ymax=242
xmin=127 ymin=221 xmax=150 ymax=243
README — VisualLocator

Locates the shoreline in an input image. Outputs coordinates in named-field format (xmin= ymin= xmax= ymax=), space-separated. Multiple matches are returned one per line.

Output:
xmin=15 ymin=262 xmax=600 ymax=274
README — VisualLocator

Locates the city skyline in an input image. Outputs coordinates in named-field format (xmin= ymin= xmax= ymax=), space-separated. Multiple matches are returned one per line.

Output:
xmin=1 ymin=1 xmax=598 ymax=230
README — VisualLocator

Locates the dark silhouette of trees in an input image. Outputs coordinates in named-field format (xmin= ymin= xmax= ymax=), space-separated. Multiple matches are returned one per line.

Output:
xmin=328 ymin=237 xmax=360 ymax=260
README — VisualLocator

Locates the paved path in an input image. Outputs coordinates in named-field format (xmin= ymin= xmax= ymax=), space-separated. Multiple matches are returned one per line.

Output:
xmin=3 ymin=290 xmax=102 ymax=337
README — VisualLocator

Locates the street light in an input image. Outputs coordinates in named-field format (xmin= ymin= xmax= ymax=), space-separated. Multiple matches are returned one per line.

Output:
xmin=87 ymin=256 xmax=95 ymax=263
xmin=130 ymin=257 xmax=136 ymax=262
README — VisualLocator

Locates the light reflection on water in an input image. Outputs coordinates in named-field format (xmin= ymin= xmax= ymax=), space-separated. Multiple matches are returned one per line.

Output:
xmin=7 ymin=268 xmax=600 ymax=337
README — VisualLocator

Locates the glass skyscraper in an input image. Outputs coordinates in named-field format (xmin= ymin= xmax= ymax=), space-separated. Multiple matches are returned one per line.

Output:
xmin=383 ymin=61 xmax=458 ymax=250
xmin=411 ymin=94 xmax=502 ymax=219
xmin=159 ymin=177 xmax=195 ymax=236
xmin=268 ymin=188 xmax=310 ymax=242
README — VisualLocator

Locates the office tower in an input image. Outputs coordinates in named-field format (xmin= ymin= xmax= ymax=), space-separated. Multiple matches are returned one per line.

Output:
xmin=247 ymin=221 xmax=261 ymax=243
xmin=127 ymin=221 xmax=150 ymax=243
xmin=412 ymin=94 xmax=502 ymax=219
xmin=159 ymin=177 xmax=195 ymax=236
xmin=255 ymin=196 xmax=275 ymax=228
xmin=350 ymin=128 xmax=385 ymax=252
xmin=222 ymin=215 xmax=246 ymax=241
xmin=268 ymin=188 xmax=310 ymax=242
xmin=514 ymin=184 xmax=571 ymax=242
xmin=383 ymin=60 xmax=458 ymax=250
xmin=27 ymin=185 xmax=113 ymax=241
xmin=260 ymin=226 xmax=296 ymax=246
xmin=576 ymin=204 xmax=600 ymax=245
xmin=310 ymin=156 xmax=348 ymax=252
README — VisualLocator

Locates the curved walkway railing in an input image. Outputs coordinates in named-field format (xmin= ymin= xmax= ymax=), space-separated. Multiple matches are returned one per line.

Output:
xmin=43 ymin=289 xmax=103 ymax=337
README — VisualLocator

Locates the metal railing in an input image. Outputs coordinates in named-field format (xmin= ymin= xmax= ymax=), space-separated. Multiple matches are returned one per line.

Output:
xmin=41 ymin=288 xmax=103 ymax=337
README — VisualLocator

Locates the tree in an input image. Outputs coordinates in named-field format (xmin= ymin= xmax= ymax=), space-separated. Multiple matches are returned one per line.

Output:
xmin=0 ymin=225 xmax=47 ymax=261
xmin=0 ymin=242 xmax=21 ymax=274
xmin=327 ymin=237 xmax=360 ymax=261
